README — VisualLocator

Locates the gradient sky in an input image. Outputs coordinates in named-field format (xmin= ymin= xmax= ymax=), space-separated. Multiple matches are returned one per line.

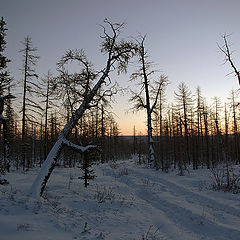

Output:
xmin=2 ymin=0 xmax=240 ymax=135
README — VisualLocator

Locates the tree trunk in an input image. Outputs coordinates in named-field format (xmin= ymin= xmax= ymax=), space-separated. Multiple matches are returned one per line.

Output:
xmin=141 ymin=44 xmax=155 ymax=167
xmin=0 ymin=116 xmax=10 ymax=172
xmin=29 ymin=63 xmax=111 ymax=197
xmin=21 ymin=40 xmax=28 ymax=171
xmin=44 ymin=74 xmax=50 ymax=160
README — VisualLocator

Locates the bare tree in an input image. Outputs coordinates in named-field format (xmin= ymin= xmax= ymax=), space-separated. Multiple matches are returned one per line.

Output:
xmin=194 ymin=86 xmax=204 ymax=169
xmin=19 ymin=36 xmax=41 ymax=170
xmin=155 ymin=75 xmax=169 ymax=170
xmin=218 ymin=34 xmax=240 ymax=164
xmin=4 ymin=86 xmax=15 ymax=154
xmin=224 ymin=103 xmax=229 ymax=161
xmin=228 ymin=89 xmax=240 ymax=163
xmin=174 ymin=82 xmax=193 ymax=167
xmin=212 ymin=96 xmax=222 ymax=136
xmin=158 ymin=76 xmax=169 ymax=137
xmin=218 ymin=33 xmax=240 ymax=86
xmin=130 ymin=35 xmax=167 ymax=168
xmin=203 ymin=102 xmax=211 ymax=169
xmin=29 ymin=20 xmax=137 ymax=197
xmin=38 ymin=71 xmax=58 ymax=160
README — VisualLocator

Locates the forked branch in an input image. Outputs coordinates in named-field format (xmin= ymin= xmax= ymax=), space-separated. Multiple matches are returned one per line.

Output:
xmin=218 ymin=34 xmax=240 ymax=86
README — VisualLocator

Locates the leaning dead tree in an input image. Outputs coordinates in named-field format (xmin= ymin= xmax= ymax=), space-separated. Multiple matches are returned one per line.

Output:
xmin=29 ymin=20 xmax=137 ymax=197
xmin=218 ymin=33 xmax=240 ymax=86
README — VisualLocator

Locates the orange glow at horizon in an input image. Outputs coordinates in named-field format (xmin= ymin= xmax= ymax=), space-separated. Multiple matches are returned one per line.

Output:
xmin=116 ymin=112 xmax=147 ymax=136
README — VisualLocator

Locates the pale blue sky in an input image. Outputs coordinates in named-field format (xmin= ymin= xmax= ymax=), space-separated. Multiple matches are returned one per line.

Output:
xmin=2 ymin=0 xmax=240 ymax=135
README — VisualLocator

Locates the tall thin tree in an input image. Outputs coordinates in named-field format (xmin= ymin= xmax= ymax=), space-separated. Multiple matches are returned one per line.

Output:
xmin=19 ymin=36 xmax=40 ymax=170
xmin=0 ymin=17 xmax=12 ymax=96
xmin=130 ymin=35 xmax=167 ymax=167
xmin=174 ymin=82 xmax=193 ymax=167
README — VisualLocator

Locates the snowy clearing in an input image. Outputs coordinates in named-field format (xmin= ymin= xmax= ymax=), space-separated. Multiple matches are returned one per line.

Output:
xmin=0 ymin=159 xmax=240 ymax=240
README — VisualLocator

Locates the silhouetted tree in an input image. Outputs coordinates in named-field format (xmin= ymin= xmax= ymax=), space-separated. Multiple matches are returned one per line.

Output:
xmin=194 ymin=86 xmax=204 ymax=169
xmin=29 ymin=20 xmax=137 ymax=197
xmin=212 ymin=96 xmax=222 ymax=166
xmin=202 ymin=100 xmax=210 ymax=168
xmin=218 ymin=34 xmax=240 ymax=86
xmin=174 ymin=82 xmax=193 ymax=168
xmin=0 ymin=17 xmax=12 ymax=96
xmin=38 ymin=71 xmax=58 ymax=160
xmin=79 ymin=151 xmax=97 ymax=187
xmin=5 ymin=87 xmax=15 ymax=140
xmin=155 ymin=75 xmax=169 ymax=170
xmin=0 ymin=94 xmax=15 ymax=173
xmin=130 ymin=35 xmax=167 ymax=168
xmin=228 ymin=89 xmax=240 ymax=163
xmin=19 ymin=36 xmax=41 ymax=170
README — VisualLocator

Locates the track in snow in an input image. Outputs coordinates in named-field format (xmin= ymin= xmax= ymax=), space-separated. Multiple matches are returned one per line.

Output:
xmin=103 ymin=162 xmax=240 ymax=240
xmin=1 ymin=160 xmax=240 ymax=240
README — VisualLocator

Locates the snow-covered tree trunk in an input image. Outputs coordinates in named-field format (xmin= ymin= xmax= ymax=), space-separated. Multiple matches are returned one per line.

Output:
xmin=129 ymin=36 xmax=167 ymax=168
xmin=139 ymin=36 xmax=155 ymax=167
xmin=29 ymin=65 xmax=110 ymax=197
xmin=147 ymin=111 xmax=155 ymax=167
xmin=29 ymin=20 xmax=137 ymax=197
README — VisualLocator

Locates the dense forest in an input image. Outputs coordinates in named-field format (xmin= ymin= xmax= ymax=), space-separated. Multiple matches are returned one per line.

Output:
xmin=0 ymin=17 xmax=240 ymax=191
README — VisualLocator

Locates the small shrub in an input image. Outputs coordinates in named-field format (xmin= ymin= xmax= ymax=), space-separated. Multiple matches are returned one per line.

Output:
xmin=115 ymin=168 xmax=129 ymax=178
xmin=0 ymin=178 xmax=9 ymax=185
xmin=198 ymin=181 xmax=207 ymax=191
xmin=17 ymin=223 xmax=30 ymax=231
xmin=68 ymin=173 xmax=74 ymax=189
xmin=81 ymin=222 xmax=90 ymax=234
xmin=210 ymin=165 xmax=240 ymax=193
xmin=94 ymin=184 xmax=115 ymax=203
xmin=109 ymin=161 xmax=118 ymax=169
xmin=142 ymin=177 xmax=155 ymax=187
xmin=33 ymin=200 xmax=42 ymax=214
xmin=138 ymin=225 xmax=161 ymax=240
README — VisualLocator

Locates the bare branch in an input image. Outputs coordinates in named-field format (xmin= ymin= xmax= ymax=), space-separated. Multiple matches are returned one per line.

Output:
xmin=150 ymin=75 xmax=168 ymax=113
xmin=218 ymin=33 xmax=240 ymax=85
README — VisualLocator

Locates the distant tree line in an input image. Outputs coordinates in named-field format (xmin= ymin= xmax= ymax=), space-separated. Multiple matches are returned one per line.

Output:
xmin=130 ymin=34 xmax=240 ymax=173
xmin=0 ymin=17 xmax=240 ymax=185
xmin=150 ymin=83 xmax=240 ymax=173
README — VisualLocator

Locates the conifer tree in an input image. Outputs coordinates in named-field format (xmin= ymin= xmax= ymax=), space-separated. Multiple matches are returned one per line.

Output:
xmin=79 ymin=151 xmax=96 ymax=187
xmin=0 ymin=17 xmax=15 ymax=177
xmin=0 ymin=17 xmax=12 ymax=96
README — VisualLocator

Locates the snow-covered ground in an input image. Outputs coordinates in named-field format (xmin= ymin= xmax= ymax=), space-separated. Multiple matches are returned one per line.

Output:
xmin=0 ymin=159 xmax=240 ymax=240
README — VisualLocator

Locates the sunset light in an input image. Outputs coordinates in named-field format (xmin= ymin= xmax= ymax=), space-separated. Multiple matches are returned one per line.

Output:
xmin=1 ymin=1 xmax=240 ymax=239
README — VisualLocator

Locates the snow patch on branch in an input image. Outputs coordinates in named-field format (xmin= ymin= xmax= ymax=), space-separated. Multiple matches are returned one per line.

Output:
xmin=62 ymin=137 xmax=97 ymax=152
xmin=29 ymin=136 xmax=98 ymax=198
